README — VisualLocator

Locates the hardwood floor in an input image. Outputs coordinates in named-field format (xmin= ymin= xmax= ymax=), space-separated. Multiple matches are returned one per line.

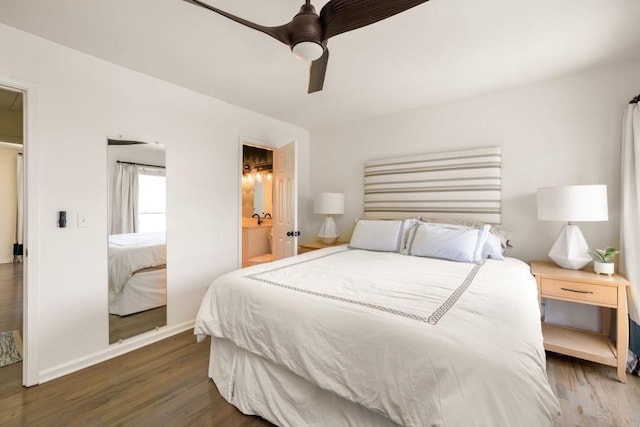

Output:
xmin=547 ymin=352 xmax=640 ymax=427
xmin=109 ymin=306 xmax=167 ymax=344
xmin=1 ymin=262 xmax=639 ymax=426
xmin=0 ymin=262 xmax=22 ymax=333
xmin=0 ymin=331 xmax=638 ymax=427
xmin=0 ymin=261 xmax=271 ymax=426
xmin=0 ymin=331 xmax=273 ymax=427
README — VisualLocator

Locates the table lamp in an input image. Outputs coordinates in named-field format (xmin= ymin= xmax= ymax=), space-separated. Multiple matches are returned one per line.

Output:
xmin=537 ymin=185 xmax=608 ymax=269
xmin=314 ymin=193 xmax=345 ymax=244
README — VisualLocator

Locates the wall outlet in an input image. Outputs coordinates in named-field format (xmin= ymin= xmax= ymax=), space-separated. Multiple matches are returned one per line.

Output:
xmin=77 ymin=213 xmax=88 ymax=228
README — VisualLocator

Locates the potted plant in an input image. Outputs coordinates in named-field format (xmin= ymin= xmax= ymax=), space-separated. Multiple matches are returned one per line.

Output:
xmin=590 ymin=247 xmax=620 ymax=276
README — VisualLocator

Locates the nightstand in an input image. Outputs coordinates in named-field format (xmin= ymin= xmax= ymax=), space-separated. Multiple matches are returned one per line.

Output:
xmin=298 ymin=240 xmax=346 ymax=254
xmin=530 ymin=261 xmax=630 ymax=383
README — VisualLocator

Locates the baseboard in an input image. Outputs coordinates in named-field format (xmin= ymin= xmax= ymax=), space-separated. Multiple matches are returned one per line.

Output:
xmin=0 ymin=258 xmax=14 ymax=264
xmin=37 ymin=319 xmax=195 ymax=384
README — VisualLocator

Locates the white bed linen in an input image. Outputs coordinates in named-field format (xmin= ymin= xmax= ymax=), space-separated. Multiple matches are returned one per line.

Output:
xmin=108 ymin=232 xmax=166 ymax=294
xmin=108 ymin=231 xmax=165 ymax=247
xmin=195 ymin=246 xmax=559 ymax=426
xmin=109 ymin=268 xmax=167 ymax=316
xmin=209 ymin=337 xmax=399 ymax=427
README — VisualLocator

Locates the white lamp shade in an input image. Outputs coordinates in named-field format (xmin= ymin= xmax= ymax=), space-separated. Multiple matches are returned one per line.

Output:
xmin=314 ymin=193 xmax=345 ymax=215
xmin=537 ymin=185 xmax=608 ymax=222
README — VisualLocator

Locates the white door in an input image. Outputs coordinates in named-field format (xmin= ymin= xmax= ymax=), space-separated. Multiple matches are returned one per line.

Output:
xmin=273 ymin=141 xmax=297 ymax=260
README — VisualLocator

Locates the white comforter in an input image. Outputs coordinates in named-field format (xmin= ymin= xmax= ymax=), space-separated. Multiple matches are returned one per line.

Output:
xmin=108 ymin=232 xmax=166 ymax=294
xmin=195 ymin=246 xmax=559 ymax=426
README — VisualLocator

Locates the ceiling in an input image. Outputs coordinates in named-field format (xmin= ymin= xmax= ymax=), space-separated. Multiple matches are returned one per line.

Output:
xmin=0 ymin=86 xmax=23 ymax=145
xmin=0 ymin=0 xmax=639 ymax=129
xmin=0 ymin=87 xmax=22 ymax=110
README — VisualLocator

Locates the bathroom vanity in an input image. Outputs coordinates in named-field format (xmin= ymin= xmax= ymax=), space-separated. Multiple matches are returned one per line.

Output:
xmin=242 ymin=219 xmax=272 ymax=267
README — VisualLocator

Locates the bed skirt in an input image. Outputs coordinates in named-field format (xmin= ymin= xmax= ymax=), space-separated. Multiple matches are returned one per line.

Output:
xmin=109 ymin=268 xmax=167 ymax=316
xmin=209 ymin=337 xmax=399 ymax=427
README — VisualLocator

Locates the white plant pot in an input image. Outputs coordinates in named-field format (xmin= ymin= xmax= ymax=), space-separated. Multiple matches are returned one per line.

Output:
xmin=594 ymin=262 xmax=614 ymax=276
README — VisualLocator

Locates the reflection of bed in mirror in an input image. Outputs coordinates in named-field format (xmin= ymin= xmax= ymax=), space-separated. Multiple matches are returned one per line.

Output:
xmin=107 ymin=139 xmax=167 ymax=344
xmin=108 ymin=231 xmax=167 ymax=316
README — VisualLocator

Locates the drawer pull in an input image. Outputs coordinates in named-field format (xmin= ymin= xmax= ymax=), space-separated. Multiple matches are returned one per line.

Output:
xmin=560 ymin=287 xmax=594 ymax=294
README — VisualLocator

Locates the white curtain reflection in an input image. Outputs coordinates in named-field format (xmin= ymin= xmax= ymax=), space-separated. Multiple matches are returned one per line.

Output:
xmin=111 ymin=162 xmax=139 ymax=234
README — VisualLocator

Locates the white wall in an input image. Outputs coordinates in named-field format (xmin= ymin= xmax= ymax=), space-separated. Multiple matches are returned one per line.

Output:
xmin=0 ymin=146 xmax=20 ymax=262
xmin=309 ymin=58 xmax=640 ymax=331
xmin=0 ymin=23 xmax=310 ymax=381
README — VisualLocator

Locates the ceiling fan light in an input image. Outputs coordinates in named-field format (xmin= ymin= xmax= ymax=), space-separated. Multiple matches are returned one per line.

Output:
xmin=292 ymin=41 xmax=323 ymax=62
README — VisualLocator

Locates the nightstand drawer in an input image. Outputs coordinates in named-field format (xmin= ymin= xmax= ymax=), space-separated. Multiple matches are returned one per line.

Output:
xmin=541 ymin=278 xmax=617 ymax=306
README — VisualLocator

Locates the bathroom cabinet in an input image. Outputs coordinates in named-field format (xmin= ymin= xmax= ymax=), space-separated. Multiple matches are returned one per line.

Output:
xmin=242 ymin=225 xmax=272 ymax=268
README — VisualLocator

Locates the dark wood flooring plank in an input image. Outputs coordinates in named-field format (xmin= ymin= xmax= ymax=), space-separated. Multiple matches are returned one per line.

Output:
xmin=109 ymin=306 xmax=167 ymax=344
xmin=0 ymin=262 xmax=22 ymax=333
xmin=547 ymin=352 xmax=640 ymax=427
xmin=0 ymin=331 xmax=273 ymax=426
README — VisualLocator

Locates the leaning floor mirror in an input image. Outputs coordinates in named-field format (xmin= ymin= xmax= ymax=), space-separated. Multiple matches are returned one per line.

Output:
xmin=107 ymin=139 xmax=167 ymax=344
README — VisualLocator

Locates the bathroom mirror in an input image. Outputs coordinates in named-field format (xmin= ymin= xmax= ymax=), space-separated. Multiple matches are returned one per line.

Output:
xmin=107 ymin=139 xmax=167 ymax=344
xmin=242 ymin=145 xmax=273 ymax=218
xmin=253 ymin=181 xmax=265 ymax=216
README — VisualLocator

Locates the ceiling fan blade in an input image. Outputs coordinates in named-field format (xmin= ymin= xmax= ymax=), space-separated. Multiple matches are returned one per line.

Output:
xmin=183 ymin=0 xmax=291 ymax=46
xmin=320 ymin=0 xmax=430 ymax=41
xmin=308 ymin=47 xmax=329 ymax=93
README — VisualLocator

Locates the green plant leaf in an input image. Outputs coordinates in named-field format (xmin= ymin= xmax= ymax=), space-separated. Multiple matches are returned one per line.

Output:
xmin=590 ymin=247 xmax=619 ymax=262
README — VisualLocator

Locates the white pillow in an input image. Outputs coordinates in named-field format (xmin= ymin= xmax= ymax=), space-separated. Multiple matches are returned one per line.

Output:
xmin=349 ymin=219 xmax=405 ymax=252
xmin=412 ymin=221 xmax=503 ymax=261
xmin=422 ymin=217 xmax=512 ymax=252
xmin=481 ymin=232 xmax=506 ymax=260
xmin=400 ymin=218 xmax=420 ymax=254
xmin=408 ymin=223 xmax=490 ymax=263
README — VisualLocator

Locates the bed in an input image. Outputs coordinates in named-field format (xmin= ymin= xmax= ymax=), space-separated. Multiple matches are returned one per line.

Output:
xmin=194 ymin=146 xmax=560 ymax=426
xmin=108 ymin=231 xmax=167 ymax=316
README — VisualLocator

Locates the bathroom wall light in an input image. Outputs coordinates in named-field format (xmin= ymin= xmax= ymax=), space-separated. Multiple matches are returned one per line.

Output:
xmin=243 ymin=163 xmax=273 ymax=184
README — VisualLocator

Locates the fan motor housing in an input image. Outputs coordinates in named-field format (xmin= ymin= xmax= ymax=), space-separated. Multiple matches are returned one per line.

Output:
xmin=289 ymin=8 xmax=324 ymax=47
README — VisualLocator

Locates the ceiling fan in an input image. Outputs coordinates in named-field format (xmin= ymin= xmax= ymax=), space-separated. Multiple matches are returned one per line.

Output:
xmin=184 ymin=0 xmax=430 ymax=93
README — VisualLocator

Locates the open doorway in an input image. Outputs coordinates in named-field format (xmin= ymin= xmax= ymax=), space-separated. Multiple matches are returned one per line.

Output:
xmin=239 ymin=139 xmax=299 ymax=269
xmin=241 ymin=144 xmax=274 ymax=268
xmin=0 ymin=86 xmax=24 ymax=386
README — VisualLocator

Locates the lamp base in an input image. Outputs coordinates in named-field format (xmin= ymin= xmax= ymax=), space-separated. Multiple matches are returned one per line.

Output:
xmin=548 ymin=224 xmax=591 ymax=270
xmin=317 ymin=216 xmax=338 ymax=244
xmin=319 ymin=236 xmax=338 ymax=244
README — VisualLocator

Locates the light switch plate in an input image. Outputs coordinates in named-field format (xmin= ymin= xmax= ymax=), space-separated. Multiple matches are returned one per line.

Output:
xmin=78 ymin=213 xmax=88 ymax=228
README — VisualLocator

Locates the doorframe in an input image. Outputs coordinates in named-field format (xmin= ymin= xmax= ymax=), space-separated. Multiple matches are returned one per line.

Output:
xmin=0 ymin=76 xmax=39 ymax=386
xmin=237 ymin=136 xmax=276 ymax=269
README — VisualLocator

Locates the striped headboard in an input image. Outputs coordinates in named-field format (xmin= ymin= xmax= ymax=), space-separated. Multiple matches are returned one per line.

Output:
xmin=363 ymin=146 xmax=502 ymax=224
